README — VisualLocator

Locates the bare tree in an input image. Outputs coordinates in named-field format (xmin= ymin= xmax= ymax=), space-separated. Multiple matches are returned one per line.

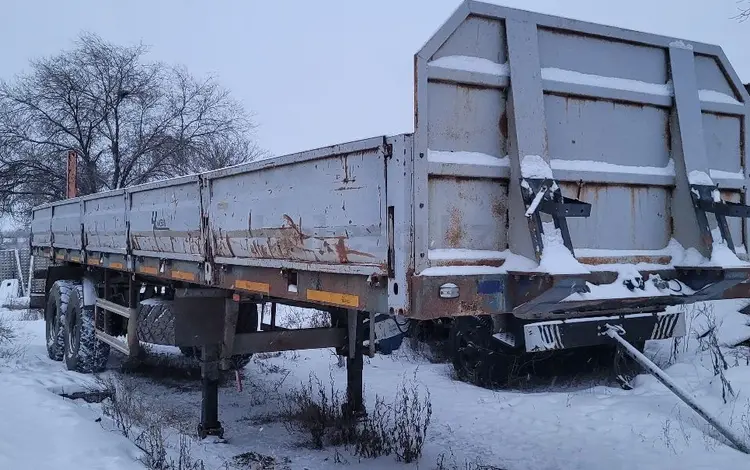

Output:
xmin=735 ymin=1 xmax=750 ymax=21
xmin=0 ymin=32 xmax=266 ymax=221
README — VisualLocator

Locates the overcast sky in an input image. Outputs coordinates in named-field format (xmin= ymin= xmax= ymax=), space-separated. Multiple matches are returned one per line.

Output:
xmin=2 ymin=0 xmax=750 ymax=158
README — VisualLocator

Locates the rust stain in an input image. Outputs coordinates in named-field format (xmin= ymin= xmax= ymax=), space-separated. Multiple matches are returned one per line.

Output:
xmin=334 ymin=238 xmax=376 ymax=263
xmin=282 ymin=215 xmax=309 ymax=243
xmin=664 ymin=117 xmax=672 ymax=153
xmin=578 ymin=255 xmax=672 ymax=265
xmin=225 ymin=233 xmax=235 ymax=257
xmin=492 ymin=200 xmax=506 ymax=219
xmin=433 ymin=258 xmax=506 ymax=267
xmin=458 ymin=299 xmax=481 ymax=315
xmin=244 ymin=214 xmax=376 ymax=264
xmin=630 ymin=188 xmax=637 ymax=242
xmin=499 ymin=111 xmax=508 ymax=140
xmin=341 ymin=156 xmax=354 ymax=183
xmin=445 ymin=206 xmax=464 ymax=248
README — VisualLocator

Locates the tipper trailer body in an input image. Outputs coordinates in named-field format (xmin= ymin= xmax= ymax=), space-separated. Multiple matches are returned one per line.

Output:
xmin=30 ymin=1 xmax=750 ymax=437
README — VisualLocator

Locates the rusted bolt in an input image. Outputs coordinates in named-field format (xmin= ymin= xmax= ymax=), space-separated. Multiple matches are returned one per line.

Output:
xmin=367 ymin=273 xmax=383 ymax=287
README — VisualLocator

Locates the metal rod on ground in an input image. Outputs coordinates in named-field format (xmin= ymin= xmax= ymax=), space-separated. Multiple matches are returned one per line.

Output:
xmin=604 ymin=324 xmax=750 ymax=454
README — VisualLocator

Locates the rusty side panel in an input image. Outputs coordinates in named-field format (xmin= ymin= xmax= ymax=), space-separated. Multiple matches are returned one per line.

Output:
xmin=207 ymin=146 xmax=388 ymax=272
xmin=128 ymin=179 xmax=204 ymax=259
xmin=559 ymin=183 xmax=672 ymax=250
xmin=31 ymin=206 xmax=52 ymax=248
xmin=427 ymin=176 xmax=509 ymax=252
xmin=50 ymin=200 xmax=82 ymax=250
xmin=83 ymin=192 xmax=127 ymax=254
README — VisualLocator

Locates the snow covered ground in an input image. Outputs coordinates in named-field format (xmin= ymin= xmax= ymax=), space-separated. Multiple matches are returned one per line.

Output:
xmin=1 ymin=302 xmax=750 ymax=469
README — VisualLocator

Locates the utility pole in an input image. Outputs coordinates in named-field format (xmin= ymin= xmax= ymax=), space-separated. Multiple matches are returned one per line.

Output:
xmin=66 ymin=150 xmax=77 ymax=198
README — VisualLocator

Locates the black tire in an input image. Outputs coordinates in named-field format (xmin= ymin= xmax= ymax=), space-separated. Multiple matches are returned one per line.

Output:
xmin=45 ymin=280 xmax=79 ymax=361
xmin=137 ymin=299 xmax=177 ymax=345
xmin=179 ymin=303 xmax=258 ymax=370
xmin=63 ymin=285 xmax=110 ymax=373
xmin=449 ymin=316 xmax=520 ymax=388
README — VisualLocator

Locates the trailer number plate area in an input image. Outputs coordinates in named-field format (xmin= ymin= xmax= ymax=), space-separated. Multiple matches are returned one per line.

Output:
xmin=306 ymin=289 xmax=360 ymax=308
xmin=523 ymin=312 xmax=686 ymax=352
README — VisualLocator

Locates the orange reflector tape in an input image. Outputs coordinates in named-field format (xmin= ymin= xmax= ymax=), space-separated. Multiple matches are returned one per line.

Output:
xmin=70 ymin=256 xmax=80 ymax=262
xmin=110 ymin=262 xmax=123 ymax=270
xmin=306 ymin=289 xmax=359 ymax=308
xmin=171 ymin=270 xmax=195 ymax=281
xmin=233 ymin=280 xmax=270 ymax=294
xmin=55 ymin=254 xmax=65 ymax=261
xmin=138 ymin=266 xmax=158 ymax=275
xmin=87 ymin=258 xmax=100 ymax=265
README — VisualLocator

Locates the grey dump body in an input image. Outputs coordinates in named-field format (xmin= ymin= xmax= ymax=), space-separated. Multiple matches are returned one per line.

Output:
xmin=31 ymin=1 xmax=750 ymax=335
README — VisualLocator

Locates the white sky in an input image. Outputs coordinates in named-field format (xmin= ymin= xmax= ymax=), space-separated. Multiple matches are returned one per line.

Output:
xmin=2 ymin=0 xmax=750 ymax=157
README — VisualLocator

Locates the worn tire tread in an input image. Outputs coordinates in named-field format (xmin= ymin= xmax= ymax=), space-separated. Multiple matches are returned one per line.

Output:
xmin=64 ymin=284 xmax=110 ymax=373
xmin=45 ymin=280 xmax=79 ymax=361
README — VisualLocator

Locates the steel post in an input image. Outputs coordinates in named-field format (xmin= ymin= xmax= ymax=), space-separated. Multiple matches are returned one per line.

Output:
xmin=198 ymin=343 xmax=224 ymax=439
xmin=126 ymin=275 xmax=140 ymax=358
xmin=345 ymin=309 xmax=365 ymax=417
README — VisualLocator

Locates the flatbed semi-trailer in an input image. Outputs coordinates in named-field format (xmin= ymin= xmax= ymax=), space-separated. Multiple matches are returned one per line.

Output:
xmin=31 ymin=1 xmax=750 ymax=438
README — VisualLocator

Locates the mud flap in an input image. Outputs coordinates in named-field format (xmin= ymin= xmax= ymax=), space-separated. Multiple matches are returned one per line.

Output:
xmin=362 ymin=313 xmax=409 ymax=355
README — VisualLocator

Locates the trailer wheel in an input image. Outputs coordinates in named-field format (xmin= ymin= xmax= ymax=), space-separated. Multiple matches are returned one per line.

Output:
xmin=63 ymin=285 xmax=110 ymax=373
xmin=45 ymin=280 xmax=79 ymax=361
xmin=449 ymin=316 xmax=518 ymax=388
xmin=179 ymin=303 xmax=258 ymax=370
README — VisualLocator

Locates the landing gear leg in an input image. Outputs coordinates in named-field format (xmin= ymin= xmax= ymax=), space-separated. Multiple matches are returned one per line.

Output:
xmin=198 ymin=343 xmax=224 ymax=439
xmin=344 ymin=309 xmax=365 ymax=418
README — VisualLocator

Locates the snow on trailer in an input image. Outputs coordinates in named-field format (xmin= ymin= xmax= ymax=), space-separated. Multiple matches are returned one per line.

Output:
xmin=28 ymin=0 xmax=750 ymax=441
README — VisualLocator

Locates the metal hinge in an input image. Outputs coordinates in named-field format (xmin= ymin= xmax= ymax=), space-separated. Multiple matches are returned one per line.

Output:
xmin=691 ymin=184 xmax=750 ymax=253
xmin=521 ymin=177 xmax=591 ymax=254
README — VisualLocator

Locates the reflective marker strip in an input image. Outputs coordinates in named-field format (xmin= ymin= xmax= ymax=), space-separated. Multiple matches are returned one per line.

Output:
xmin=139 ymin=266 xmax=158 ymax=275
xmin=110 ymin=262 xmax=124 ymax=269
xmin=306 ymin=289 xmax=359 ymax=308
xmin=234 ymin=280 xmax=270 ymax=294
xmin=171 ymin=270 xmax=195 ymax=281
xmin=70 ymin=256 xmax=80 ymax=262
xmin=88 ymin=258 xmax=100 ymax=265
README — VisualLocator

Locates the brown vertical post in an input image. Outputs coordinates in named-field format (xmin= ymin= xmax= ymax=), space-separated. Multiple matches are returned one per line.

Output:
xmin=66 ymin=150 xmax=77 ymax=198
